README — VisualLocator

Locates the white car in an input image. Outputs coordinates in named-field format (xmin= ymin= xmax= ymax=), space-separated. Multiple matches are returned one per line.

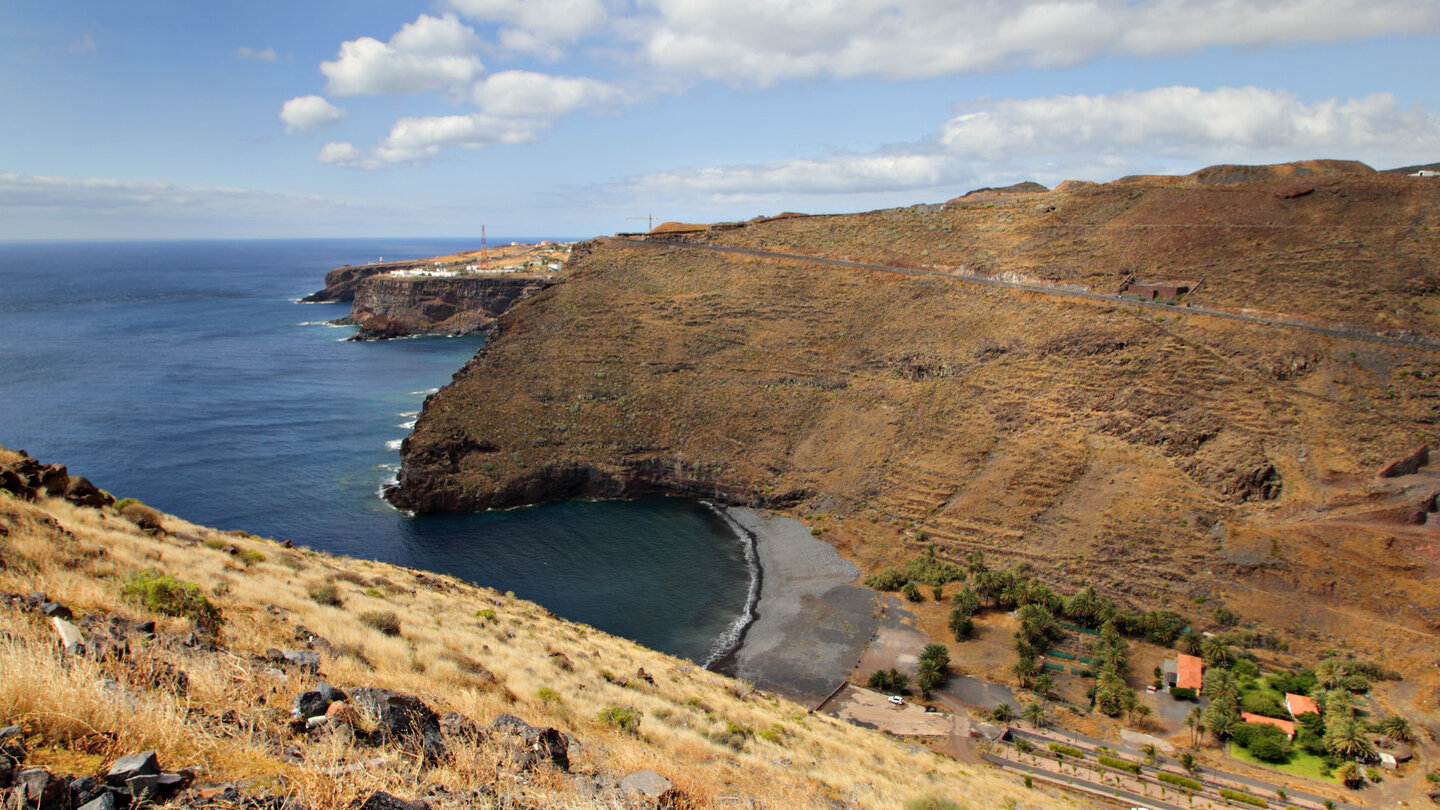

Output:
xmin=888 ymin=695 xmax=905 ymax=706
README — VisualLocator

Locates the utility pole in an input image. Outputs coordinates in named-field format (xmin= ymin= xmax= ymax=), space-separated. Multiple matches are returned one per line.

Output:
xmin=481 ymin=225 xmax=487 ymax=265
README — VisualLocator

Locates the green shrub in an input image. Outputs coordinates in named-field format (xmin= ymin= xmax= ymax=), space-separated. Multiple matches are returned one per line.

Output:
xmin=901 ymin=582 xmax=924 ymax=602
xmin=1241 ymin=690 xmax=1289 ymax=718
xmin=122 ymin=570 xmax=222 ymax=630
xmin=239 ymin=549 xmax=266 ymax=566
xmin=359 ymin=610 xmax=401 ymax=636
xmin=598 ymin=705 xmax=642 ymax=735
xmin=1248 ymin=731 xmax=1293 ymax=763
xmin=363 ymin=588 xmax=383 ymax=599
xmin=536 ymin=686 xmax=562 ymax=704
xmin=710 ymin=721 xmax=754 ymax=750
xmin=1170 ymin=687 xmax=1197 ymax=700
xmin=1157 ymin=773 xmax=1201 ymax=792
xmin=905 ymin=553 xmax=965 ymax=587
xmin=1219 ymin=788 xmax=1268 ymax=808
xmin=1048 ymin=743 xmax=1083 ymax=758
xmin=307 ymin=583 xmax=343 ymax=607
xmin=113 ymin=497 xmax=142 ymax=512
xmin=475 ymin=608 xmax=496 ymax=622
xmin=1232 ymin=659 xmax=1260 ymax=679
xmin=1097 ymin=755 xmax=1140 ymax=775
xmin=864 ymin=568 xmax=906 ymax=591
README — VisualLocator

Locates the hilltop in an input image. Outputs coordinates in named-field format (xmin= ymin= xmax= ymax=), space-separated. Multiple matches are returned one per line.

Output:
xmin=393 ymin=160 xmax=1440 ymax=693
xmin=0 ymin=447 xmax=1060 ymax=809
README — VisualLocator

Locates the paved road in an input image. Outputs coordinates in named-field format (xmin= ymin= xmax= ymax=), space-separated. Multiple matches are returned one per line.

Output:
xmin=608 ymin=236 xmax=1440 ymax=353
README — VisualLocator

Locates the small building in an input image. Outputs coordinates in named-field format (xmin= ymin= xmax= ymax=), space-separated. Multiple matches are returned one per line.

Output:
xmin=1241 ymin=712 xmax=1295 ymax=740
xmin=1377 ymin=743 xmax=1413 ymax=768
xmin=1409 ymin=170 xmax=1439 ymax=178
xmin=1285 ymin=693 xmax=1319 ymax=718
xmin=1163 ymin=653 xmax=1204 ymax=691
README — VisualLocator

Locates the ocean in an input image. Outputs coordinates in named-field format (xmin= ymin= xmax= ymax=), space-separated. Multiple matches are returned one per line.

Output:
xmin=0 ymin=239 xmax=754 ymax=665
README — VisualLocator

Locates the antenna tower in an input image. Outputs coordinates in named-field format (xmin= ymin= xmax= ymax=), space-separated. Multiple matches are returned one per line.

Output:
xmin=481 ymin=225 xmax=487 ymax=265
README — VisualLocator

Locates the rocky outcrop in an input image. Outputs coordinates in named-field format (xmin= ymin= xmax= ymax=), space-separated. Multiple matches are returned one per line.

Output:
xmin=1377 ymin=444 xmax=1430 ymax=478
xmin=343 ymin=275 xmax=552 ymax=340
xmin=302 ymin=261 xmax=414 ymax=303
xmin=0 ymin=450 xmax=113 ymax=509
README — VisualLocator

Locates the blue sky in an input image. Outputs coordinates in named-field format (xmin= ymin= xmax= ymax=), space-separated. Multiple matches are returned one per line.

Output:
xmin=2 ymin=0 xmax=1438 ymax=239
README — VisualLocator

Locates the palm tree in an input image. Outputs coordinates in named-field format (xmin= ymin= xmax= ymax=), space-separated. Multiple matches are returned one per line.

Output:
xmin=1326 ymin=716 xmax=1377 ymax=761
xmin=1335 ymin=761 xmax=1364 ymax=788
xmin=1022 ymin=700 xmax=1048 ymax=728
xmin=1133 ymin=704 xmax=1154 ymax=730
xmin=1032 ymin=673 xmax=1057 ymax=701
xmin=1184 ymin=706 xmax=1204 ymax=747
xmin=1012 ymin=655 xmax=1040 ymax=688
xmin=1177 ymin=752 xmax=1196 ymax=773
xmin=1176 ymin=629 xmax=1203 ymax=656
xmin=1376 ymin=715 xmax=1414 ymax=743
xmin=1322 ymin=688 xmax=1354 ymax=721
xmin=1203 ymin=705 xmax=1240 ymax=742
xmin=1201 ymin=636 xmax=1233 ymax=668
xmin=1203 ymin=670 xmax=1240 ymax=708
xmin=1315 ymin=658 xmax=1350 ymax=691
xmin=1140 ymin=743 xmax=1158 ymax=764
xmin=990 ymin=703 xmax=1015 ymax=724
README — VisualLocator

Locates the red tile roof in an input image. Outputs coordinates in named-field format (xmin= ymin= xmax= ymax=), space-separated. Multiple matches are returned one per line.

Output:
xmin=1176 ymin=654 xmax=1203 ymax=691
xmin=1285 ymin=693 xmax=1319 ymax=717
xmin=1242 ymin=713 xmax=1296 ymax=739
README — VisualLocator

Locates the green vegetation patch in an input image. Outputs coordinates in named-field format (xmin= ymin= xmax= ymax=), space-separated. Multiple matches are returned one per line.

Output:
xmin=598 ymin=705 xmax=642 ymax=735
xmin=1097 ymin=755 xmax=1140 ymax=775
xmin=1048 ymin=743 xmax=1083 ymax=759
xmin=1157 ymin=772 xmax=1201 ymax=792
xmin=122 ymin=569 xmax=222 ymax=630
xmin=1229 ymin=742 xmax=1337 ymax=783
xmin=1219 ymin=788 xmax=1268 ymax=808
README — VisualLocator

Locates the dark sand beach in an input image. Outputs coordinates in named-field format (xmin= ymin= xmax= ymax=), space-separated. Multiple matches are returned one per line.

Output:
xmin=719 ymin=507 xmax=878 ymax=705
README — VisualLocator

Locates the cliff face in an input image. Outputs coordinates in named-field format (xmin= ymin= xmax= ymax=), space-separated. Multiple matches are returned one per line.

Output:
xmin=301 ymin=261 xmax=412 ymax=303
xmin=345 ymin=274 xmax=552 ymax=340
xmin=392 ymin=163 xmax=1440 ymax=670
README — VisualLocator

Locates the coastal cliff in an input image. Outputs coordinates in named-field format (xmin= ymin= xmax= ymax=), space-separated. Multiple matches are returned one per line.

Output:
xmin=392 ymin=161 xmax=1440 ymax=675
xmin=342 ymin=273 xmax=552 ymax=340
xmin=301 ymin=260 xmax=415 ymax=303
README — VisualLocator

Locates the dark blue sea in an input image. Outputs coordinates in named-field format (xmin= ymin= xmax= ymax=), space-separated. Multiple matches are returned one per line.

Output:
xmin=0 ymin=239 xmax=754 ymax=665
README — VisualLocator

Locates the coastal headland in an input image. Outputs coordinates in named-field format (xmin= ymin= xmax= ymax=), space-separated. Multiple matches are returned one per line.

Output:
xmin=391 ymin=160 xmax=1440 ymax=688
xmin=307 ymin=242 xmax=572 ymax=340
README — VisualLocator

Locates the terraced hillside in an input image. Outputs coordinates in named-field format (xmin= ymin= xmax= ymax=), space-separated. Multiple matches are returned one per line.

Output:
xmin=394 ymin=162 xmax=1440 ymax=689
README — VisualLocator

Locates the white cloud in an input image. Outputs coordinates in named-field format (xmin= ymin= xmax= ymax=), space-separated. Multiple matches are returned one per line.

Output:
xmin=634 ymin=0 xmax=1440 ymax=84
xmin=321 ymin=13 xmax=485 ymax=96
xmin=623 ymin=86 xmax=1440 ymax=199
xmin=236 ymin=46 xmax=278 ymax=61
xmin=470 ymin=71 xmax=621 ymax=117
xmin=0 ymin=171 xmax=340 ymax=220
xmin=446 ymin=0 xmax=607 ymax=52
xmin=319 ymin=114 xmax=542 ymax=168
xmin=280 ymin=95 xmax=346 ymax=135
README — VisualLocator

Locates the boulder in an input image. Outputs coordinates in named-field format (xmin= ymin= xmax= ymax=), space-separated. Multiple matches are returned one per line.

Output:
xmin=16 ymin=768 xmax=68 ymax=809
xmin=346 ymin=688 xmax=447 ymax=763
xmin=294 ymin=691 xmax=332 ymax=720
xmin=1377 ymin=444 xmax=1431 ymax=478
xmin=324 ymin=701 xmax=362 ymax=728
xmin=619 ymin=769 xmax=673 ymax=799
xmin=439 ymin=712 xmax=484 ymax=744
xmin=77 ymin=793 xmax=117 ymax=810
xmin=63 ymin=477 xmax=113 ymax=508
xmin=127 ymin=773 xmax=162 ymax=802
xmin=40 ymin=602 xmax=72 ymax=620
xmin=487 ymin=714 xmax=569 ymax=771
xmin=51 ymin=618 xmax=85 ymax=654
xmin=105 ymin=750 xmax=159 ymax=787
xmin=353 ymin=790 xmax=428 ymax=810
xmin=281 ymin=649 xmax=321 ymax=672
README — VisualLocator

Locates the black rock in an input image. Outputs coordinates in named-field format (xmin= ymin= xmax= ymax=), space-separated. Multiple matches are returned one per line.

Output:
xmin=40 ymin=602 xmax=72 ymax=620
xmin=127 ymin=773 xmax=161 ymax=802
xmin=315 ymin=682 xmax=346 ymax=703
xmin=346 ymin=688 xmax=447 ymax=764
xmin=105 ymin=751 xmax=159 ymax=787
xmin=293 ymin=691 xmax=331 ymax=720
xmin=487 ymin=714 xmax=570 ymax=771
xmin=17 ymin=767 xmax=69 ymax=809
xmin=67 ymin=775 xmax=98 ymax=803
xmin=77 ymin=792 xmax=118 ymax=810
xmin=439 ymin=712 xmax=483 ymax=743
xmin=135 ymin=621 xmax=155 ymax=637
xmin=281 ymin=650 xmax=321 ymax=672
xmin=353 ymin=790 xmax=428 ymax=810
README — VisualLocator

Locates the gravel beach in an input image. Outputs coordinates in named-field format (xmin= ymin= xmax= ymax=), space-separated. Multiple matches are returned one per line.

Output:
xmin=720 ymin=507 xmax=878 ymax=705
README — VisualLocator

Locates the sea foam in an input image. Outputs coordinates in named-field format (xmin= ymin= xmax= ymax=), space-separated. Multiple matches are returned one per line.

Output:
xmin=699 ymin=502 xmax=761 ymax=670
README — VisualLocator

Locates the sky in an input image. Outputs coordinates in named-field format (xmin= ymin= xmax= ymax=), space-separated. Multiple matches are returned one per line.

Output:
xmin=2 ymin=0 xmax=1438 ymax=239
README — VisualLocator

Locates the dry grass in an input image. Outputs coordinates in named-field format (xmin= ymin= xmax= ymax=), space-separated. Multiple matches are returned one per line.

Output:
xmin=0 ymin=489 xmax=1074 ymax=809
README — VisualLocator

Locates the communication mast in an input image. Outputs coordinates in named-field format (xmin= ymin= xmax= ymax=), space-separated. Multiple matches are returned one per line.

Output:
xmin=481 ymin=225 xmax=487 ymax=265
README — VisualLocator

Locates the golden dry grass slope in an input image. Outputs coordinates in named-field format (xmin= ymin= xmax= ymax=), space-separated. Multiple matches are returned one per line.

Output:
xmin=0 ymin=449 xmax=1069 ymax=810
xmin=394 ymin=161 xmax=1440 ymax=690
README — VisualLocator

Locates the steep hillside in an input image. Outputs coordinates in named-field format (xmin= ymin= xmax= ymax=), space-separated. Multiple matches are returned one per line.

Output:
xmin=394 ymin=162 xmax=1440 ymax=687
xmin=0 ymin=448 xmax=1060 ymax=809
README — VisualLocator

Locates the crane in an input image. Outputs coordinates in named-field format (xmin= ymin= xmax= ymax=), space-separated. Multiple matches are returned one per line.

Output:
xmin=626 ymin=215 xmax=656 ymax=232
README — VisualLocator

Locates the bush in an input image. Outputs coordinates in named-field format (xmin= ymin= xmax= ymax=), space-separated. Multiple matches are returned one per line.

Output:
xmin=1249 ymin=731 xmax=1293 ymax=763
xmin=1048 ymin=743 xmax=1083 ymax=758
xmin=536 ymin=687 xmax=562 ymax=704
xmin=866 ymin=668 xmax=911 ymax=694
xmin=1158 ymin=772 xmax=1202 ymax=792
xmin=598 ymin=705 xmax=642 ymax=735
xmin=1098 ymin=755 xmax=1141 ymax=775
xmin=122 ymin=570 xmax=222 ymax=630
xmin=1170 ymin=687 xmax=1197 ymax=700
xmin=307 ymin=583 xmax=343 ymax=607
xmin=864 ymin=568 xmax=907 ymax=591
xmin=1242 ymin=690 xmax=1289 ymax=718
xmin=1219 ymin=788 xmax=1268 ymax=808
xmin=905 ymin=553 xmax=965 ymax=587
xmin=1232 ymin=659 xmax=1261 ymax=679
xmin=359 ymin=610 xmax=401 ymax=636
xmin=901 ymin=582 xmax=924 ymax=602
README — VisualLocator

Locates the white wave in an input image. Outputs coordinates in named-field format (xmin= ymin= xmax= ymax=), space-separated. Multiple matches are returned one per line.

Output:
xmin=700 ymin=501 xmax=762 ymax=670
xmin=295 ymin=320 xmax=346 ymax=327
xmin=385 ymin=439 xmax=404 ymax=451
xmin=397 ymin=420 xmax=417 ymax=430
xmin=398 ymin=411 xmax=420 ymax=418
xmin=408 ymin=388 xmax=439 ymax=396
